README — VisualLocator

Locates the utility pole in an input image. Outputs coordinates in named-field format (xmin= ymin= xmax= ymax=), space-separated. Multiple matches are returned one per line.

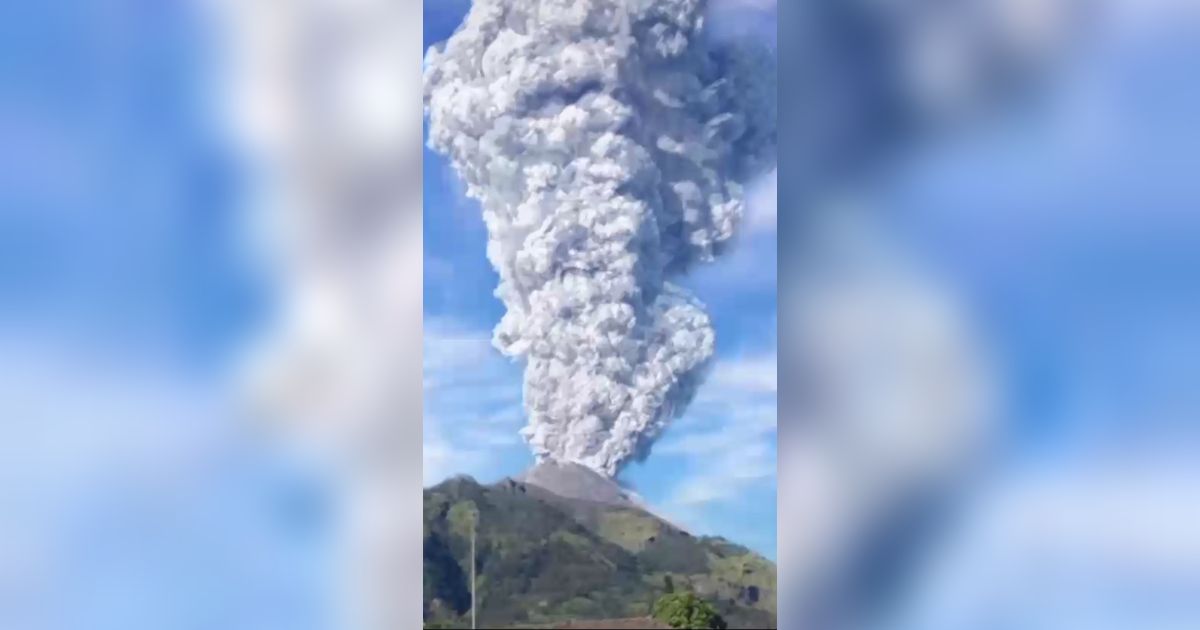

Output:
xmin=470 ymin=518 xmax=476 ymax=630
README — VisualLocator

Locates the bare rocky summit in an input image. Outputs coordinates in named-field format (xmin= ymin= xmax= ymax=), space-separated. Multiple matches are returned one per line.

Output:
xmin=515 ymin=460 xmax=640 ymax=508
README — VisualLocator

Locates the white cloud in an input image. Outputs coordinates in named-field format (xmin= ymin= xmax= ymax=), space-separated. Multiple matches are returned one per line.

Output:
xmin=712 ymin=0 xmax=777 ymax=11
xmin=421 ymin=425 xmax=456 ymax=485
xmin=705 ymin=353 xmax=777 ymax=396
xmin=422 ymin=417 xmax=515 ymax=486
xmin=783 ymin=211 xmax=996 ymax=496
xmin=656 ymin=351 xmax=778 ymax=509
xmin=422 ymin=318 xmax=525 ymax=486
xmin=657 ymin=379 xmax=775 ymax=457
xmin=776 ymin=212 xmax=998 ymax=621
xmin=423 ymin=318 xmax=498 ymax=385
xmin=670 ymin=438 xmax=776 ymax=506
xmin=461 ymin=424 xmax=524 ymax=448
xmin=891 ymin=456 xmax=1200 ymax=630
xmin=743 ymin=169 xmax=777 ymax=234
xmin=218 ymin=2 xmax=426 ymax=627
xmin=475 ymin=404 xmax=526 ymax=425
xmin=654 ymin=429 xmax=744 ymax=457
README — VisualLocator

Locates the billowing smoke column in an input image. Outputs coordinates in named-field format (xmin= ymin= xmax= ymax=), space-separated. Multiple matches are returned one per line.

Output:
xmin=424 ymin=0 xmax=776 ymax=477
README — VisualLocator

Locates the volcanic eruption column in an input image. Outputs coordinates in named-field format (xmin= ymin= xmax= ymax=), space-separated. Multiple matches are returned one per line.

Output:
xmin=425 ymin=0 xmax=776 ymax=477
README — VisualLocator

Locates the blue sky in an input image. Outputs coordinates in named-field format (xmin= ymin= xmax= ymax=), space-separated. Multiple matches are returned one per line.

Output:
xmin=421 ymin=0 xmax=780 ymax=559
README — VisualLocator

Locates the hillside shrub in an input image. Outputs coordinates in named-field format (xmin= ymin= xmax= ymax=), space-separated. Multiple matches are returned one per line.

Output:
xmin=651 ymin=592 xmax=727 ymax=629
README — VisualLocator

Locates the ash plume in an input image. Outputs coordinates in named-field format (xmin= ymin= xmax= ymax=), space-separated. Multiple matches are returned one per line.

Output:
xmin=424 ymin=0 xmax=776 ymax=477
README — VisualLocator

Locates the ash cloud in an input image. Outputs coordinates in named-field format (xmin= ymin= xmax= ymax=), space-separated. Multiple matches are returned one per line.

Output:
xmin=424 ymin=0 xmax=776 ymax=477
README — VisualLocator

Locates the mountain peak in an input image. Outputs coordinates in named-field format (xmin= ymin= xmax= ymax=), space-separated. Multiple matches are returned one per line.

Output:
xmin=516 ymin=460 xmax=639 ymax=508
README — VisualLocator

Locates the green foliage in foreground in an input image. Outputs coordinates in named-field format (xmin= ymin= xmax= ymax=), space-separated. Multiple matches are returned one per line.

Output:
xmin=652 ymin=592 xmax=728 ymax=629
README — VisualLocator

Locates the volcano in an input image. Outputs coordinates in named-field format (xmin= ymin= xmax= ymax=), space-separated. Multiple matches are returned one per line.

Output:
xmin=424 ymin=473 xmax=777 ymax=628
xmin=515 ymin=460 xmax=642 ymax=509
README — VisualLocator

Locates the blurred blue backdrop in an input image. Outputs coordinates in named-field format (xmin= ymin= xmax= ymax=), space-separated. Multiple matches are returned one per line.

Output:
xmin=0 ymin=2 xmax=335 ymax=629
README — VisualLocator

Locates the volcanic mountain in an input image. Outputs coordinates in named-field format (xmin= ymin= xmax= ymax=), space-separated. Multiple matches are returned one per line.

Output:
xmin=423 ymin=464 xmax=777 ymax=629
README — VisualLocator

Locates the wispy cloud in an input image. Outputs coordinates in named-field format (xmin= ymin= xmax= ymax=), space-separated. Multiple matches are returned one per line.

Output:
xmin=889 ymin=455 xmax=1200 ymax=630
xmin=656 ymin=352 xmax=778 ymax=511
xmin=422 ymin=424 xmax=457 ymax=485
xmin=423 ymin=320 xmax=496 ymax=375
xmin=461 ymin=427 xmax=523 ymax=447
xmin=743 ymin=169 xmax=777 ymax=234
xmin=706 ymin=353 xmax=777 ymax=396
xmin=423 ymin=317 xmax=525 ymax=485
xmin=714 ymin=0 xmax=777 ymax=9
xmin=671 ymin=439 xmax=776 ymax=506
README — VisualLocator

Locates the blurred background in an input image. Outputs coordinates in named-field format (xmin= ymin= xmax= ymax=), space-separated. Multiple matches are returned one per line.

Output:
xmin=777 ymin=0 xmax=1200 ymax=628
xmin=1 ymin=0 xmax=1198 ymax=629
xmin=0 ymin=1 xmax=423 ymax=629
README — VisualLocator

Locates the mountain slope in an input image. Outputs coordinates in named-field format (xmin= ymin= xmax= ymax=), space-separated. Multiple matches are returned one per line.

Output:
xmin=423 ymin=472 xmax=776 ymax=629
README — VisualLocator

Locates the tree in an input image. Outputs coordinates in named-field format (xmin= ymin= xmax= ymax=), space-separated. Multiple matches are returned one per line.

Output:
xmin=651 ymin=592 xmax=727 ymax=630
xmin=446 ymin=501 xmax=479 ymax=629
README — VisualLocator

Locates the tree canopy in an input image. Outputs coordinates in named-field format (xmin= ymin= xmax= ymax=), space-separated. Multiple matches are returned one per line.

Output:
xmin=652 ymin=592 xmax=727 ymax=629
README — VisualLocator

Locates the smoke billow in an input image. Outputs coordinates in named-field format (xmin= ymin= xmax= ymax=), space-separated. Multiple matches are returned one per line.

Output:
xmin=424 ymin=0 xmax=775 ymax=477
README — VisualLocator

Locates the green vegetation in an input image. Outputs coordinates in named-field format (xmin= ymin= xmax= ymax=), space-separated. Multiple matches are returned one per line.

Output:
xmin=447 ymin=500 xmax=480 ymax=540
xmin=423 ymin=476 xmax=776 ymax=629
xmin=596 ymin=509 xmax=665 ymax=552
xmin=652 ymin=592 xmax=727 ymax=629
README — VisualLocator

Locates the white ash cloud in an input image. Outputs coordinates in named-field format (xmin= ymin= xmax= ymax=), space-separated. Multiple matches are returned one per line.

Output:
xmin=424 ymin=0 xmax=776 ymax=477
